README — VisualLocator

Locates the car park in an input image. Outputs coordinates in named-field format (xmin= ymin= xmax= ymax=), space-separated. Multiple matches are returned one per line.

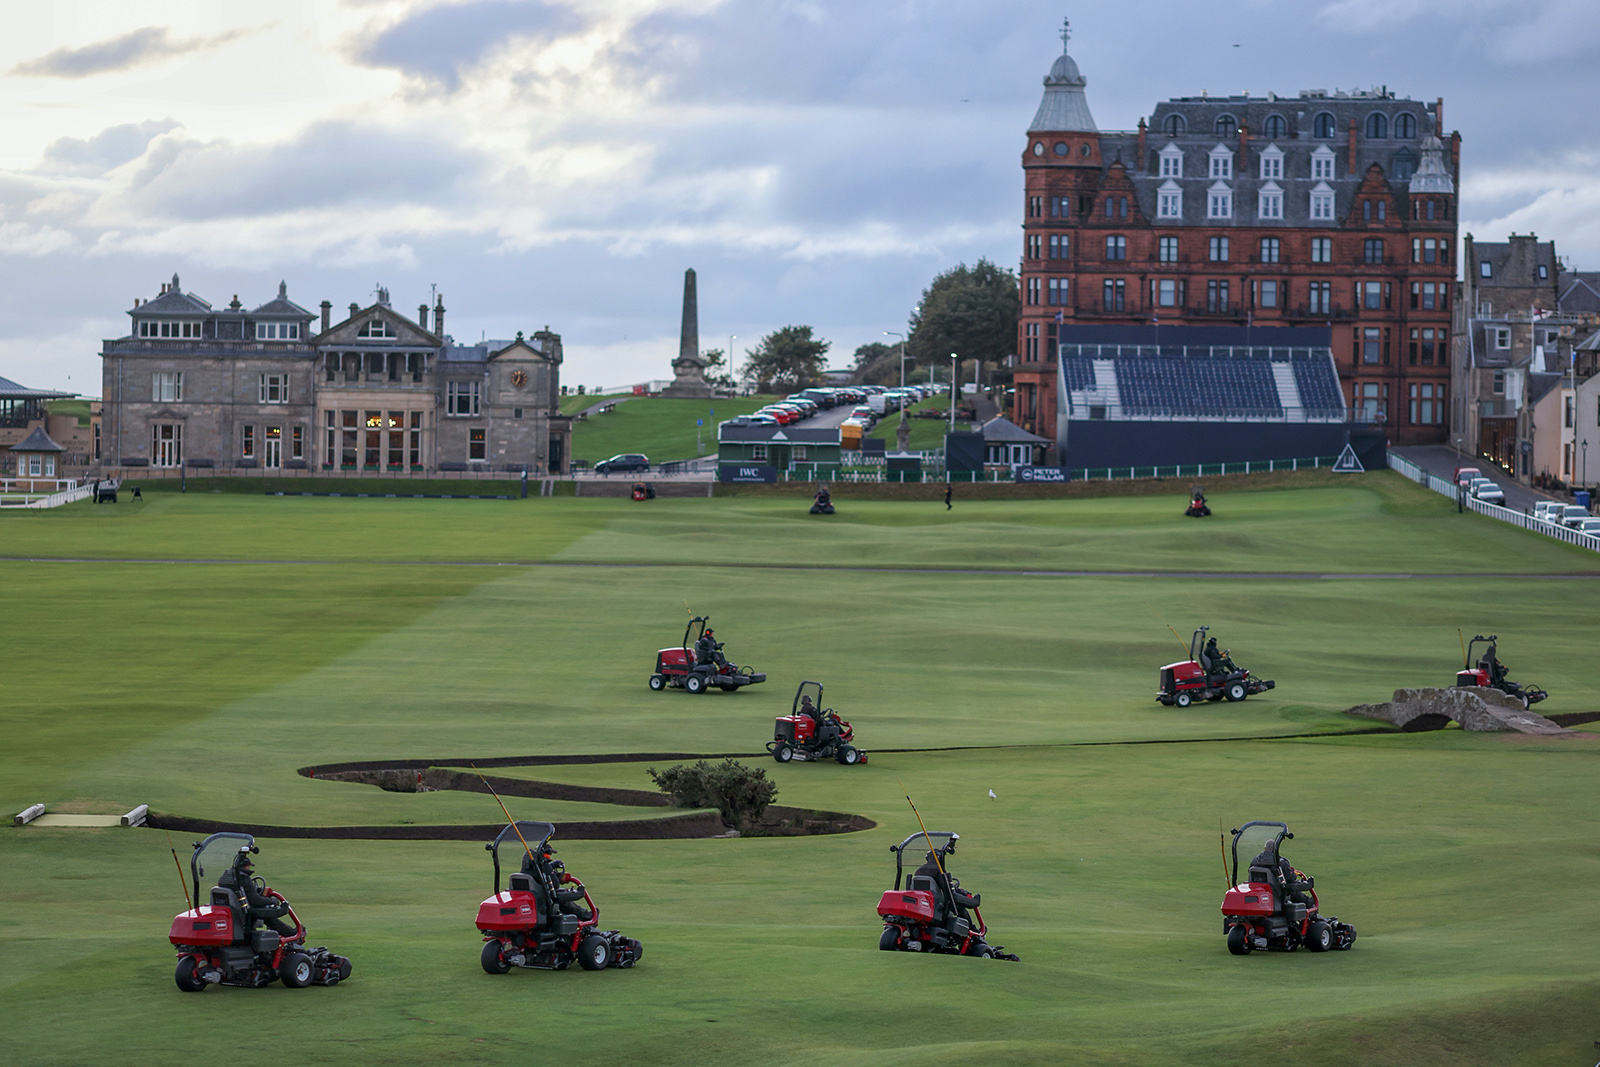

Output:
xmin=1559 ymin=504 xmax=1591 ymax=528
xmin=593 ymin=453 xmax=650 ymax=474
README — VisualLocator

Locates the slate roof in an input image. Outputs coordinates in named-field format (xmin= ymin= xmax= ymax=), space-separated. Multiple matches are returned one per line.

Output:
xmin=1029 ymin=33 xmax=1096 ymax=133
xmin=717 ymin=424 xmax=840 ymax=445
xmin=980 ymin=415 xmax=1050 ymax=443
xmin=1472 ymin=239 xmax=1558 ymax=288
xmin=250 ymin=281 xmax=315 ymax=320
xmin=129 ymin=273 xmax=212 ymax=316
xmin=1528 ymin=372 xmax=1564 ymax=405
xmin=9 ymin=426 xmax=65 ymax=452
xmin=1559 ymin=272 xmax=1600 ymax=315
xmin=0 ymin=375 xmax=74 ymax=399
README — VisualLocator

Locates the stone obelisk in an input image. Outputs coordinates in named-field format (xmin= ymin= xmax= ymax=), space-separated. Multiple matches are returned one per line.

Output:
xmin=664 ymin=267 xmax=711 ymax=397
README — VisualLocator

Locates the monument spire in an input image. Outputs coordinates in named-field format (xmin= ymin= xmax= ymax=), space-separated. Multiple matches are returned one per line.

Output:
xmin=664 ymin=267 xmax=712 ymax=397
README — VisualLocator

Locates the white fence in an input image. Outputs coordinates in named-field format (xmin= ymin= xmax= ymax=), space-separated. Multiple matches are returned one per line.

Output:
xmin=0 ymin=480 xmax=96 ymax=509
xmin=1388 ymin=453 xmax=1600 ymax=553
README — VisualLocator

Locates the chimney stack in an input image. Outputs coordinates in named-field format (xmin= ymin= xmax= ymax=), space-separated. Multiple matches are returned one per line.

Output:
xmin=320 ymin=301 xmax=331 ymax=333
xmin=419 ymin=304 xmax=430 ymax=327
xmin=433 ymin=295 xmax=445 ymax=338
xmin=349 ymin=302 xmax=360 ymax=320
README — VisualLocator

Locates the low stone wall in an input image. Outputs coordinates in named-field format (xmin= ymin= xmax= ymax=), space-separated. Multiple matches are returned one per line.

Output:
xmin=1345 ymin=687 xmax=1571 ymax=735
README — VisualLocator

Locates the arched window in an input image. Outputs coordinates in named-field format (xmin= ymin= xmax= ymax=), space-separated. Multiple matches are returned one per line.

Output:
xmin=1395 ymin=113 xmax=1416 ymax=139
xmin=1163 ymin=113 xmax=1186 ymax=137
xmin=1216 ymin=114 xmax=1238 ymax=137
xmin=1314 ymin=112 xmax=1336 ymax=139
xmin=1389 ymin=148 xmax=1417 ymax=181
xmin=1366 ymin=113 xmax=1388 ymax=139
xmin=1263 ymin=114 xmax=1286 ymax=139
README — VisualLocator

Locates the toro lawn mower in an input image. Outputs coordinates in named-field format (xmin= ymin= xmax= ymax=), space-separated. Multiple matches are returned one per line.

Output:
xmin=876 ymin=831 xmax=1017 ymax=960
xmin=1456 ymin=634 xmax=1548 ymax=707
xmin=1185 ymin=485 xmax=1212 ymax=517
xmin=768 ymin=680 xmax=866 ymax=765
xmin=477 ymin=820 xmax=643 ymax=973
xmin=810 ymin=485 xmax=835 ymax=514
xmin=649 ymin=615 xmax=767 ymax=694
xmin=168 ymin=832 xmax=351 ymax=992
xmin=1221 ymin=821 xmax=1355 ymax=955
xmin=1157 ymin=625 xmax=1276 ymax=707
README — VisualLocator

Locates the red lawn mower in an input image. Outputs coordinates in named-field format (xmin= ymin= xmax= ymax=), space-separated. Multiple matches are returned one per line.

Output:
xmin=1157 ymin=626 xmax=1276 ymax=707
xmin=1455 ymin=634 xmax=1548 ymax=707
xmin=876 ymin=831 xmax=1017 ymax=960
xmin=649 ymin=616 xmax=767 ymax=694
xmin=168 ymin=832 xmax=351 ymax=992
xmin=768 ymin=680 xmax=866 ymax=765
xmin=1221 ymin=821 xmax=1355 ymax=955
xmin=477 ymin=820 xmax=643 ymax=973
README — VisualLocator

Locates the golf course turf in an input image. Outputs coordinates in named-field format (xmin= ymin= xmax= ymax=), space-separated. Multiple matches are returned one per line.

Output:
xmin=3 ymin=470 xmax=1598 ymax=1066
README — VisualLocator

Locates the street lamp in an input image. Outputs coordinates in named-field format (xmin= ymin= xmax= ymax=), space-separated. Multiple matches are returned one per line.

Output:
xmin=948 ymin=353 xmax=959 ymax=433
xmin=728 ymin=335 xmax=736 ymax=394
xmin=884 ymin=331 xmax=907 ymax=448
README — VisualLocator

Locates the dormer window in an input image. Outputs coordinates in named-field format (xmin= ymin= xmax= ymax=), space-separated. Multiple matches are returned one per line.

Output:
xmin=255 ymin=322 xmax=301 ymax=341
xmin=1163 ymin=113 xmax=1186 ymax=136
xmin=1157 ymin=180 xmax=1183 ymax=219
xmin=1216 ymin=114 xmax=1238 ymax=137
xmin=1480 ymin=260 xmax=1493 ymax=278
xmin=138 ymin=320 xmax=202 ymax=339
xmin=1208 ymin=145 xmax=1232 ymax=179
xmin=1309 ymin=182 xmax=1335 ymax=221
xmin=1257 ymin=182 xmax=1283 ymax=220
xmin=1311 ymin=146 xmax=1335 ymax=180
xmin=1259 ymin=145 xmax=1283 ymax=180
xmin=1207 ymin=182 xmax=1233 ymax=219
xmin=1159 ymin=144 xmax=1183 ymax=178
xmin=358 ymin=319 xmax=396 ymax=339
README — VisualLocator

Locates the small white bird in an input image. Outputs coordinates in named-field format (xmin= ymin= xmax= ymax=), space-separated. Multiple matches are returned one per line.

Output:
xmin=988 ymin=789 xmax=997 ymax=799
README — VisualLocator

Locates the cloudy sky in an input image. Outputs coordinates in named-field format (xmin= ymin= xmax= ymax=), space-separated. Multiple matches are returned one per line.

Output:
xmin=2 ymin=0 xmax=1596 ymax=395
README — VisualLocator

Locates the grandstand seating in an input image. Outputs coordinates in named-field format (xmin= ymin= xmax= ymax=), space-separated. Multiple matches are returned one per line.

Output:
xmin=1058 ymin=343 xmax=1345 ymax=422
xmin=1289 ymin=354 xmax=1346 ymax=419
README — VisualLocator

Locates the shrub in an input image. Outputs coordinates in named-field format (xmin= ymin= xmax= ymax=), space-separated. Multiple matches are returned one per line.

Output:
xmin=648 ymin=759 xmax=778 ymax=834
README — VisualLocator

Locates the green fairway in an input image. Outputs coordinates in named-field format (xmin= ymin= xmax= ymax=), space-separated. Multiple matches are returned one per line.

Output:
xmin=865 ymin=395 xmax=973 ymax=450
xmin=571 ymin=395 xmax=783 ymax=466
xmin=3 ymin=473 xmax=1599 ymax=1066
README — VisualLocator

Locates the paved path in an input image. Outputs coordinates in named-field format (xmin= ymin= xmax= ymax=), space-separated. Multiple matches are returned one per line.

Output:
xmin=1391 ymin=445 xmax=1556 ymax=514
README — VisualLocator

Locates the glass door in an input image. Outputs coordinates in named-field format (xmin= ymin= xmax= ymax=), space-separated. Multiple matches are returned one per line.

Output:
xmin=264 ymin=426 xmax=282 ymax=469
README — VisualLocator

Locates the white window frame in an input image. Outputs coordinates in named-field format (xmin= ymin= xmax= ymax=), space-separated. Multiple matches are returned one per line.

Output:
xmin=1311 ymin=237 xmax=1332 ymax=264
xmin=258 ymin=373 xmax=288 ymax=404
xmin=447 ymin=381 xmax=481 ymax=416
xmin=357 ymin=319 xmax=396 ymax=339
xmin=1208 ymin=145 xmax=1232 ymax=179
xmin=1158 ymin=144 xmax=1183 ymax=178
xmin=138 ymin=320 xmax=203 ymax=339
xmin=752 ymin=444 xmax=768 ymax=461
xmin=1257 ymin=181 xmax=1283 ymax=220
xmin=1207 ymin=181 xmax=1232 ymax=220
xmin=1309 ymin=181 xmax=1335 ymax=221
xmin=152 ymin=371 xmax=183 ymax=402
xmin=1156 ymin=180 xmax=1182 ymax=219
xmin=1258 ymin=145 xmax=1283 ymax=180
xmin=1158 ymin=235 xmax=1179 ymax=263
xmin=1311 ymin=146 xmax=1336 ymax=180
xmin=255 ymin=322 xmax=301 ymax=341
xmin=1493 ymin=327 xmax=1511 ymax=350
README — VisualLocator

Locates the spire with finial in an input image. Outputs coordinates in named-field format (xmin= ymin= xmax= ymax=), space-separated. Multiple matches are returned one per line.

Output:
xmin=1061 ymin=17 xmax=1071 ymax=53
xmin=1029 ymin=17 xmax=1096 ymax=133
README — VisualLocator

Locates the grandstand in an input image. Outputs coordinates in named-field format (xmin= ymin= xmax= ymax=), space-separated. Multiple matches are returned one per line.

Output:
xmin=1054 ymin=325 xmax=1356 ymax=470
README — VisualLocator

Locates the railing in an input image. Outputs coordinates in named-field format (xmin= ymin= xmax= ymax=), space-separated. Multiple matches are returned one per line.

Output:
xmin=0 ymin=479 xmax=96 ymax=509
xmin=1069 ymin=456 xmax=1339 ymax=481
xmin=1388 ymin=452 xmax=1600 ymax=553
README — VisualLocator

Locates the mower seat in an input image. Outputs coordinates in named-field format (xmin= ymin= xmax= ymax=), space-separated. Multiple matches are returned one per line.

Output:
xmin=1248 ymin=866 xmax=1283 ymax=912
xmin=907 ymin=875 xmax=945 ymax=919
xmin=209 ymin=886 xmax=248 ymax=938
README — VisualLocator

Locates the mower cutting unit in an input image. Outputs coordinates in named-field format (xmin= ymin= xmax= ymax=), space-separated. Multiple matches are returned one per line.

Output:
xmin=649 ymin=615 xmax=767 ymax=694
xmin=1456 ymin=634 xmax=1548 ymax=707
xmin=876 ymin=831 xmax=1017 ymax=960
xmin=768 ymin=680 xmax=865 ymax=765
xmin=1157 ymin=626 xmax=1275 ymax=707
xmin=477 ymin=821 xmax=642 ymax=974
xmin=168 ymin=832 xmax=350 ymax=992
xmin=1221 ymin=821 xmax=1355 ymax=955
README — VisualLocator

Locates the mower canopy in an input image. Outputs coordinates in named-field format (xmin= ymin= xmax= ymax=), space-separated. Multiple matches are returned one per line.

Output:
xmin=1231 ymin=821 xmax=1290 ymax=886
xmin=485 ymin=820 xmax=557 ymax=893
xmin=890 ymin=831 xmax=957 ymax=889
xmin=192 ymin=831 xmax=256 ymax=892
xmin=792 ymin=680 xmax=824 ymax=717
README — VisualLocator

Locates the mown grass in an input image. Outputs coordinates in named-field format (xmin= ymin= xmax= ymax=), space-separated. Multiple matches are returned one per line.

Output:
xmin=864 ymin=395 xmax=972 ymax=451
xmin=2 ymin=482 xmax=1599 ymax=1065
xmin=571 ymin=395 xmax=783 ymax=466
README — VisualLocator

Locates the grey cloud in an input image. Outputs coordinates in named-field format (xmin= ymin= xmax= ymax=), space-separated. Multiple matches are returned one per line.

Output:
xmin=40 ymin=120 xmax=182 ymax=176
xmin=10 ymin=27 xmax=244 ymax=78
xmin=119 ymin=122 xmax=484 ymax=220
xmin=357 ymin=0 xmax=583 ymax=91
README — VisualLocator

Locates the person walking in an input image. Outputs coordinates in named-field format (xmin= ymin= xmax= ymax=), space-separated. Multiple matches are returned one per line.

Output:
xmin=943 ymin=482 xmax=952 ymax=510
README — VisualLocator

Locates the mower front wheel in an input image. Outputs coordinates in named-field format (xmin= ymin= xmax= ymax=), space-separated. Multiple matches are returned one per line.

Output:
xmin=836 ymin=745 xmax=860 ymax=765
xmin=1174 ymin=691 xmax=1193 ymax=709
xmin=773 ymin=743 xmax=794 ymax=763
xmin=879 ymin=927 xmax=900 ymax=951
xmin=1226 ymin=925 xmax=1251 ymax=955
xmin=685 ymin=674 xmax=707 ymax=695
xmin=648 ymin=674 xmax=666 ymax=691
xmin=578 ymin=935 xmax=614 ymax=971
xmin=279 ymin=951 xmax=314 ymax=988
xmin=1225 ymin=682 xmax=1248 ymax=702
xmin=481 ymin=940 xmax=511 ymax=974
xmin=1306 ymin=921 xmax=1332 ymax=952
xmin=174 ymin=955 xmax=207 ymax=993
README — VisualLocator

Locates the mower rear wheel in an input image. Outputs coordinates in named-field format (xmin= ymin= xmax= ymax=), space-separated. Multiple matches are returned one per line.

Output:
xmin=174 ymin=955 xmax=207 ymax=993
xmin=481 ymin=940 xmax=511 ymax=974
xmin=279 ymin=952 xmax=314 ymax=988
xmin=836 ymin=745 xmax=860 ymax=765
xmin=1174 ymin=691 xmax=1193 ymax=708
xmin=685 ymin=674 xmax=707 ymax=694
xmin=1226 ymin=925 xmax=1250 ymax=955
xmin=1225 ymin=682 xmax=1248 ymax=702
xmin=773 ymin=743 xmax=794 ymax=763
xmin=648 ymin=674 xmax=666 ymax=691
xmin=578 ymin=935 xmax=614 ymax=971
xmin=879 ymin=927 xmax=899 ymax=951
xmin=1306 ymin=921 xmax=1332 ymax=952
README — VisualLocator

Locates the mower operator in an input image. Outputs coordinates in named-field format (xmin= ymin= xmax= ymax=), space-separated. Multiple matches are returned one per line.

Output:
xmin=915 ymin=842 xmax=980 ymax=922
xmin=695 ymin=628 xmax=729 ymax=671
xmin=221 ymin=847 xmax=295 ymax=937
xmin=1204 ymin=637 xmax=1238 ymax=676
xmin=523 ymin=844 xmax=593 ymax=922
xmin=1250 ymin=838 xmax=1311 ymax=906
xmin=799 ymin=695 xmax=842 ymax=747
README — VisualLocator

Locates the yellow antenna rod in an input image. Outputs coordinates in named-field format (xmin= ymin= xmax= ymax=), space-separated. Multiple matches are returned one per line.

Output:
xmin=1219 ymin=820 xmax=1231 ymax=889
xmin=472 ymin=763 xmax=536 ymax=863
xmin=1153 ymin=608 xmax=1191 ymax=656
xmin=165 ymin=828 xmax=193 ymax=912
xmin=896 ymin=777 xmax=950 ymax=884
xmin=1458 ymin=628 xmax=1468 ymax=668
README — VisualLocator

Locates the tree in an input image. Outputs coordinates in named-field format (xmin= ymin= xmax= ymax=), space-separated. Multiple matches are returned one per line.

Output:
xmin=647 ymin=759 xmax=778 ymax=835
xmin=851 ymin=341 xmax=900 ymax=386
xmin=741 ymin=326 xmax=830 ymax=392
xmin=906 ymin=258 xmax=1020 ymax=390
xmin=698 ymin=347 xmax=736 ymax=390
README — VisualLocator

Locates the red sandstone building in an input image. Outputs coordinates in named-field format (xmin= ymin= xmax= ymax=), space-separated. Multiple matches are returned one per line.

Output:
xmin=1011 ymin=24 xmax=1459 ymax=447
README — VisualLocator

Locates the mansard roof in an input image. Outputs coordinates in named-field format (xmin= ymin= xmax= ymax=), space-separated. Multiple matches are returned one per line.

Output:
xmin=1471 ymin=238 xmax=1558 ymax=289
xmin=130 ymin=273 xmax=212 ymax=317
xmin=251 ymin=281 xmax=315 ymax=320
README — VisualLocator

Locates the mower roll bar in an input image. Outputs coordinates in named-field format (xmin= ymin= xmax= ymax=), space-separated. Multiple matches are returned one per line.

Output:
xmin=1229 ymin=820 xmax=1291 ymax=887
xmin=683 ymin=616 xmax=710 ymax=650
xmin=486 ymin=820 xmax=557 ymax=894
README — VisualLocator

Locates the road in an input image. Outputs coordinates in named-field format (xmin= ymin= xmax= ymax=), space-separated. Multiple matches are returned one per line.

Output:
xmin=1390 ymin=445 xmax=1557 ymax=514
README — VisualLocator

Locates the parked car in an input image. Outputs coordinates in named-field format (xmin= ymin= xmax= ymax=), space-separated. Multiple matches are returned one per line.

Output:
xmin=1559 ymin=504 xmax=1591 ymax=528
xmin=1576 ymin=518 xmax=1600 ymax=537
xmin=1471 ymin=481 xmax=1505 ymax=504
xmin=1454 ymin=466 xmax=1482 ymax=487
xmin=594 ymin=453 xmax=650 ymax=474
xmin=1533 ymin=501 xmax=1560 ymax=522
